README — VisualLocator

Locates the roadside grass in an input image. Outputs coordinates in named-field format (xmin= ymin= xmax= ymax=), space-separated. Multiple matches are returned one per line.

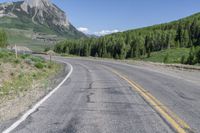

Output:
xmin=0 ymin=49 xmax=61 ymax=101
xmin=60 ymin=48 xmax=191 ymax=65
xmin=60 ymin=53 xmax=80 ymax=57
xmin=140 ymin=48 xmax=190 ymax=64
xmin=0 ymin=63 xmax=60 ymax=96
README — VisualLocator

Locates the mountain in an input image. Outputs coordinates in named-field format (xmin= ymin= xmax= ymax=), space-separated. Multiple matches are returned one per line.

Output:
xmin=0 ymin=0 xmax=85 ymax=39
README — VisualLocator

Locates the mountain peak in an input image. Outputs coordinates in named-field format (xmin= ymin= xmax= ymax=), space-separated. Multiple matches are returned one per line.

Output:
xmin=22 ymin=0 xmax=52 ymax=9
xmin=20 ymin=0 xmax=70 ymax=28
xmin=21 ymin=0 xmax=52 ymax=13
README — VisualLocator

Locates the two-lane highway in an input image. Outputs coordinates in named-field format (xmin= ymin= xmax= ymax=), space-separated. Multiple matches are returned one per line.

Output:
xmin=2 ymin=57 xmax=200 ymax=133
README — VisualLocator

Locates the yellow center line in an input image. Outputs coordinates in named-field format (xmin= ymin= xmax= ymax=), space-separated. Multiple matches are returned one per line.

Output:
xmin=104 ymin=66 xmax=192 ymax=133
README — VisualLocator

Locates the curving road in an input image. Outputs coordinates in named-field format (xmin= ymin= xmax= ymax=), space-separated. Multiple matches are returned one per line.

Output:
xmin=2 ymin=56 xmax=200 ymax=133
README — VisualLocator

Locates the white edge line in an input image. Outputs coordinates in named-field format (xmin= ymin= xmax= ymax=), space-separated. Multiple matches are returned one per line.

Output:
xmin=3 ymin=61 xmax=73 ymax=133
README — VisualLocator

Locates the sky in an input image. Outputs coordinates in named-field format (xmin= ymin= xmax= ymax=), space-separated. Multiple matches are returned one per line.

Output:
xmin=1 ymin=0 xmax=200 ymax=35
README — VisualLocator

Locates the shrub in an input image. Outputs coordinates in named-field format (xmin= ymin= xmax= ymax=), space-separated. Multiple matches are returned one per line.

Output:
xmin=44 ymin=47 xmax=51 ymax=52
xmin=21 ymin=54 xmax=30 ymax=59
xmin=195 ymin=46 xmax=200 ymax=63
xmin=181 ymin=55 xmax=186 ymax=64
xmin=163 ymin=53 xmax=169 ymax=63
xmin=18 ymin=73 xmax=24 ymax=79
xmin=35 ymin=62 xmax=44 ymax=69
xmin=10 ymin=72 xmax=15 ymax=77
xmin=0 ymin=52 xmax=4 ymax=58
xmin=30 ymin=56 xmax=45 ymax=63
xmin=14 ymin=59 xmax=20 ymax=64
xmin=32 ymin=73 xmax=36 ymax=78
xmin=0 ymin=50 xmax=9 ymax=58
xmin=187 ymin=47 xmax=195 ymax=65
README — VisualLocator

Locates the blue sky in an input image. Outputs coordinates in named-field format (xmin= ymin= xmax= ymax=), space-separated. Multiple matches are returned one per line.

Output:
xmin=1 ymin=0 xmax=200 ymax=35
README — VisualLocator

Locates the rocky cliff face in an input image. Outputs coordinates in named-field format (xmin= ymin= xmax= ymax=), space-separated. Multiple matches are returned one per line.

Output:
xmin=21 ymin=0 xmax=69 ymax=28
xmin=22 ymin=0 xmax=51 ymax=9
xmin=0 ymin=0 xmax=85 ymax=38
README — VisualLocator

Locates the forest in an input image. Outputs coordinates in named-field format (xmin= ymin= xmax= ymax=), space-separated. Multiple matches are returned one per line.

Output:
xmin=55 ymin=13 xmax=200 ymax=65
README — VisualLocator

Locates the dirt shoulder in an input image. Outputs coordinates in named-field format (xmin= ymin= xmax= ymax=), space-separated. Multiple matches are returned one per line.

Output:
xmin=0 ymin=63 xmax=66 ymax=120
xmin=0 ymin=52 xmax=68 ymax=130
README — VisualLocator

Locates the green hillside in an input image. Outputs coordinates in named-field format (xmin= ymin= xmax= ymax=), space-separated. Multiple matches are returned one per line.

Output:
xmin=141 ymin=48 xmax=190 ymax=63
xmin=55 ymin=12 xmax=200 ymax=65
xmin=0 ymin=1 xmax=85 ymax=38
xmin=4 ymin=28 xmax=64 ymax=52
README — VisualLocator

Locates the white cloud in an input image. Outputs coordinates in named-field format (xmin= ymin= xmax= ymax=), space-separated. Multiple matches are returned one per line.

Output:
xmin=77 ymin=27 xmax=89 ymax=33
xmin=94 ymin=29 xmax=119 ymax=36
xmin=77 ymin=27 xmax=119 ymax=36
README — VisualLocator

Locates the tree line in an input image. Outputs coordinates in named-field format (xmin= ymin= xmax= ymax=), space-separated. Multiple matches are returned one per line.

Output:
xmin=55 ymin=13 xmax=200 ymax=64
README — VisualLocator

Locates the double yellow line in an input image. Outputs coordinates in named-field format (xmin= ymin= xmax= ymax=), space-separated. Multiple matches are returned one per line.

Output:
xmin=105 ymin=66 xmax=192 ymax=133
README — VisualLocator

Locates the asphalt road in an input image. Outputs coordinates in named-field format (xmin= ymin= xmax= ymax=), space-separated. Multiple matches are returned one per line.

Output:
xmin=3 ymin=57 xmax=200 ymax=133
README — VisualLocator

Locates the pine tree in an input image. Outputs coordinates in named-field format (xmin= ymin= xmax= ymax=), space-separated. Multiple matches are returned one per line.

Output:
xmin=182 ymin=30 xmax=189 ymax=47
xmin=175 ymin=23 xmax=183 ymax=47
xmin=190 ymin=19 xmax=198 ymax=45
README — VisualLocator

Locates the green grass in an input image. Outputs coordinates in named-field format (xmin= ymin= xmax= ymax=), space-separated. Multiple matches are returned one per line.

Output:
xmin=4 ymin=28 xmax=53 ymax=52
xmin=0 ymin=49 xmax=61 ymax=99
xmin=1 ymin=63 xmax=60 ymax=96
xmin=4 ymin=28 xmax=67 ymax=52
xmin=140 ymin=48 xmax=190 ymax=64
xmin=60 ymin=48 xmax=193 ymax=65
xmin=0 ymin=16 xmax=55 ymax=34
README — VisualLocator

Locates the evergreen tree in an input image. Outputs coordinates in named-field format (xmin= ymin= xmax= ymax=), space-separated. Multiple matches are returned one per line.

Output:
xmin=190 ymin=19 xmax=198 ymax=45
xmin=182 ymin=30 xmax=190 ymax=47
xmin=54 ymin=13 xmax=200 ymax=65
xmin=175 ymin=23 xmax=183 ymax=47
